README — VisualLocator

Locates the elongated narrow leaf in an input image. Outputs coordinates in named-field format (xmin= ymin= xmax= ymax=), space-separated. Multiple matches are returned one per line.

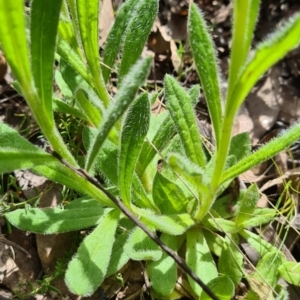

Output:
xmin=221 ymin=123 xmax=300 ymax=183
xmin=229 ymin=13 xmax=300 ymax=117
xmin=0 ymin=122 xmax=57 ymax=172
xmin=82 ymin=126 xmax=119 ymax=184
xmin=53 ymin=97 xmax=88 ymax=121
xmin=124 ymin=227 xmax=162 ymax=261
xmin=75 ymin=89 xmax=101 ymax=126
xmin=138 ymin=86 xmax=200 ymax=175
xmin=186 ymin=227 xmax=218 ymax=297
xmin=241 ymin=208 xmax=276 ymax=228
xmin=0 ymin=149 xmax=57 ymax=173
xmin=65 ymin=209 xmax=120 ymax=296
xmin=152 ymin=172 xmax=188 ymax=214
xmin=165 ymin=75 xmax=206 ymax=167
xmin=227 ymin=0 xmax=260 ymax=100
xmin=102 ymin=0 xmax=139 ymax=82
xmin=218 ymin=235 xmax=243 ymax=287
xmin=30 ymin=0 xmax=62 ymax=114
xmin=5 ymin=206 xmax=109 ymax=234
xmin=119 ymin=93 xmax=150 ymax=206
xmin=85 ymin=57 xmax=152 ymax=171
xmin=119 ymin=0 xmax=158 ymax=84
xmin=77 ymin=0 xmax=110 ymax=106
xmin=235 ymin=184 xmax=260 ymax=226
xmin=188 ymin=3 xmax=223 ymax=146
xmin=147 ymin=234 xmax=180 ymax=296
xmin=0 ymin=0 xmax=32 ymax=91
xmin=33 ymin=162 xmax=113 ymax=206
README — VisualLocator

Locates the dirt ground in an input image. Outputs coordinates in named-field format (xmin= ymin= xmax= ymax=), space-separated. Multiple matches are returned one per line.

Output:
xmin=1 ymin=0 xmax=300 ymax=299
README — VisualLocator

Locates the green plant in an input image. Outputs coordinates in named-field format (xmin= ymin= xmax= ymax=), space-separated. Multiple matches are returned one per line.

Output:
xmin=1 ymin=0 xmax=300 ymax=299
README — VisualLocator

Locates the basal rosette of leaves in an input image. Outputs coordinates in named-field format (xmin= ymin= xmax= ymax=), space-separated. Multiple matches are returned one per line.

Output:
xmin=0 ymin=0 xmax=300 ymax=299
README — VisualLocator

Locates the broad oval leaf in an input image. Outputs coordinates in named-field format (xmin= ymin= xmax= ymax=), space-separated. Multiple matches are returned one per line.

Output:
xmin=278 ymin=261 xmax=300 ymax=286
xmin=186 ymin=227 xmax=218 ymax=297
xmin=124 ymin=227 xmax=162 ymax=261
xmin=200 ymin=275 xmax=235 ymax=300
xmin=147 ymin=234 xmax=181 ymax=296
xmin=152 ymin=172 xmax=188 ymax=214
xmin=65 ymin=209 xmax=120 ymax=296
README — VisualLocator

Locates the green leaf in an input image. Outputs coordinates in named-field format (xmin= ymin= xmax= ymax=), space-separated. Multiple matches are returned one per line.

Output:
xmin=82 ymin=126 xmax=119 ymax=184
xmin=0 ymin=149 xmax=57 ymax=174
xmin=102 ymin=0 xmax=139 ymax=82
xmin=132 ymin=175 xmax=158 ymax=211
xmin=0 ymin=0 xmax=31 ymax=91
xmin=77 ymin=0 xmax=110 ymax=106
xmin=278 ymin=262 xmax=300 ymax=286
xmin=229 ymin=13 xmax=300 ymax=117
xmin=152 ymin=172 xmax=188 ymax=214
xmin=218 ymin=235 xmax=243 ymax=287
xmin=165 ymin=75 xmax=206 ymax=167
xmin=105 ymin=230 xmax=130 ymax=278
xmin=0 ymin=122 xmax=57 ymax=172
xmin=147 ymin=234 xmax=180 ymax=296
xmin=252 ymin=251 xmax=284 ymax=287
xmin=53 ymin=97 xmax=87 ymax=121
xmin=33 ymin=162 xmax=113 ymax=206
xmin=167 ymin=152 xmax=208 ymax=195
xmin=235 ymin=184 xmax=260 ymax=226
xmin=30 ymin=0 xmax=62 ymax=114
xmin=222 ymin=123 xmax=300 ymax=183
xmin=124 ymin=227 xmax=162 ymax=261
xmin=119 ymin=0 xmax=158 ymax=84
xmin=241 ymin=208 xmax=276 ymax=228
xmin=203 ymin=215 xmax=240 ymax=234
xmin=5 ymin=205 xmax=109 ymax=234
xmin=140 ymin=209 xmax=195 ymax=235
xmin=239 ymin=229 xmax=278 ymax=258
xmin=75 ymin=89 xmax=101 ymax=126
xmin=188 ymin=3 xmax=223 ymax=147
xmin=186 ymin=227 xmax=218 ymax=297
xmin=203 ymin=230 xmax=225 ymax=257
xmin=85 ymin=57 xmax=152 ymax=171
xmin=65 ymin=209 xmax=120 ymax=296
xmin=201 ymin=275 xmax=235 ymax=300
xmin=229 ymin=132 xmax=251 ymax=161
xmin=227 ymin=0 xmax=260 ymax=100
xmin=119 ymin=93 xmax=150 ymax=206
xmin=138 ymin=113 xmax=176 ymax=175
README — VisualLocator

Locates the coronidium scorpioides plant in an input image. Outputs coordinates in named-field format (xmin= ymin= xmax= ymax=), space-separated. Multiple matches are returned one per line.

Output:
xmin=0 ymin=0 xmax=300 ymax=299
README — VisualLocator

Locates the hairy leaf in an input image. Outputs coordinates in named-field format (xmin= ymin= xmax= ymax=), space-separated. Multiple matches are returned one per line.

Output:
xmin=186 ymin=227 xmax=218 ymax=296
xmin=152 ymin=172 xmax=188 ymax=214
xmin=65 ymin=209 xmax=120 ymax=296
xmin=85 ymin=57 xmax=152 ymax=171
xmin=119 ymin=0 xmax=158 ymax=84
xmin=119 ymin=93 xmax=150 ymax=206
xmin=5 ymin=205 xmax=109 ymax=234
xmin=165 ymin=75 xmax=206 ymax=167
xmin=124 ymin=227 xmax=162 ymax=261
xmin=188 ymin=3 xmax=223 ymax=146
xmin=102 ymin=0 xmax=139 ymax=82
